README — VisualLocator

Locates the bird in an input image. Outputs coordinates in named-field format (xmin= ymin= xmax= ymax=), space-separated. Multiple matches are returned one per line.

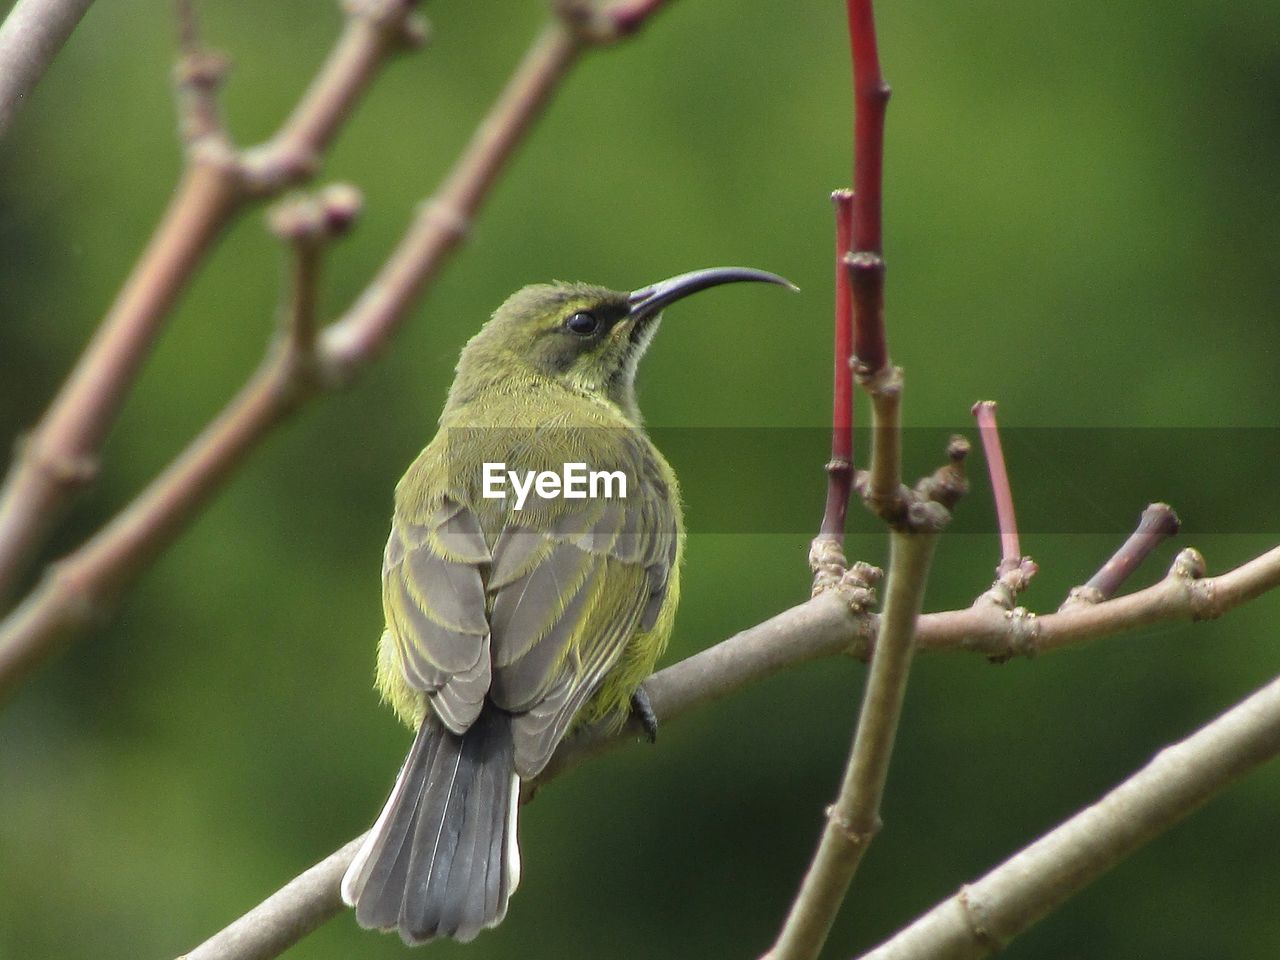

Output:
xmin=341 ymin=267 xmax=794 ymax=944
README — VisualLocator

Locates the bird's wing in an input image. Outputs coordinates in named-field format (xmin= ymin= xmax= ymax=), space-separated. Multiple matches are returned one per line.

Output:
xmin=383 ymin=498 xmax=493 ymax=732
xmin=383 ymin=451 xmax=678 ymax=777
xmin=487 ymin=476 xmax=678 ymax=778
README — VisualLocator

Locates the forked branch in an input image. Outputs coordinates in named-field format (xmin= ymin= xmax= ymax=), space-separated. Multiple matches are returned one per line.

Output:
xmin=0 ymin=0 xmax=423 ymax=608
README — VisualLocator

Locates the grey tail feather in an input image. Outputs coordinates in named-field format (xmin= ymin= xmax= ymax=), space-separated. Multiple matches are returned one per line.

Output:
xmin=341 ymin=706 xmax=520 ymax=945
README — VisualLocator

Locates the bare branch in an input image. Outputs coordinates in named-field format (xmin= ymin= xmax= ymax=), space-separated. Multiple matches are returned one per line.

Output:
xmin=970 ymin=402 xmax=1025 ymax=569
xmin=856 ymin=665 xmax=1280 ymax=960
xmin=0 ymin=158 xmax=242 ymax=605
xmin=0 ymin=0 xmax=96 ymax=139
xmin=318 ymin=22 xmax=582 ymax=378
xmin=0 ymin=0 xmax=420 ymax=607
xmin=816 ymin=190 xmax=856 ymax=546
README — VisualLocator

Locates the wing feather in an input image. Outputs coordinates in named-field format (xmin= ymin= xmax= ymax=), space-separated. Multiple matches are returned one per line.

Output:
xmin=382 ymin=440 xmax=679 ymax=772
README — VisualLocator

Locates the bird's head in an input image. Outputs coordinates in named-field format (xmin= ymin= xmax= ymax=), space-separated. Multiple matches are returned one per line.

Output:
xmin=449 ymin=267 xmax=795 ymax=421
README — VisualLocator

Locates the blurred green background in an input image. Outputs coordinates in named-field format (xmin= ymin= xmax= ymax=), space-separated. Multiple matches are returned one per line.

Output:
xmin=2 ymin=1 xmax=1279 ymax=958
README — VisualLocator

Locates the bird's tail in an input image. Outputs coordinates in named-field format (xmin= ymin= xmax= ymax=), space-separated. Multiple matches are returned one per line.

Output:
xmin=341 ymin=707 xmax=520 ymax=944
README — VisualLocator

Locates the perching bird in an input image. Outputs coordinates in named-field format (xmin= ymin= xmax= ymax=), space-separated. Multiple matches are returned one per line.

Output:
xmin=341 ymin=267 xmax=793 ymax=944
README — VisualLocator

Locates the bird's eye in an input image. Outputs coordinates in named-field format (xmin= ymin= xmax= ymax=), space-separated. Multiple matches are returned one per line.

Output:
xmin=564 ymin=311 xmax=600 ymax=336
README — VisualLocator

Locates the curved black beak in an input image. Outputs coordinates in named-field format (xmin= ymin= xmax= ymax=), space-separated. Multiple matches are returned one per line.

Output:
xmin=627 ymin=267 xmax=797 ymax=324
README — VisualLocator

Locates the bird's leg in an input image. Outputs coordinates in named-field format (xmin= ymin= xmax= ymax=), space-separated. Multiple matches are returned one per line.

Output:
xmin=630 ymin=685 xmax=659 ymax=743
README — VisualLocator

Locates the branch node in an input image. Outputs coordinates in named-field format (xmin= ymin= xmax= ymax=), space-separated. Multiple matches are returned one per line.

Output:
xmin=988 ymin=606 xmax=1038 ymax=663
xmin=845 ymin=249 xmax=885 ymax=274
xmin=342 ymin=0 xmax=418 ymax=33
xmin=914 ymin=434 xmax=970 ymax=510
xmin=956 ymin=884 xmax=1007 ymax=953
xmin=556 ymin=0 xmax=666 ymax=44
xmin=1060 ymin=584 xmax=1104 ymax=610
xmin=809 ymin=535 xmax=848 ymax=596
xmin=420 ymin=198 xmax=472 ymax=245
xmin=268 ymin=184 xmax=363 ymax=246
xmin=173 ymin=0 xmax=232 ymax=147
xmin=824 ymin=804 xmax=880 ymax=846
xmin=240 ymin=145 xmax=319 ymax=196
xmin=854 ymin=358 xmax=899 ymax=396
xmin=1172 ymin=547 xmax=1207 ymax=581
xmin=14 ymin=432 xmax=100 ymax=492
xmin=979 ymin=558 xmax=1040 ymax=611
xmin=399 ymin=12 xmax=433 ymax=50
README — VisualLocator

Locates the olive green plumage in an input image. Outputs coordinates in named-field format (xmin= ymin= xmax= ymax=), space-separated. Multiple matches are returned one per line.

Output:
xmin=341 ymin=268 xmax=791 ymax=945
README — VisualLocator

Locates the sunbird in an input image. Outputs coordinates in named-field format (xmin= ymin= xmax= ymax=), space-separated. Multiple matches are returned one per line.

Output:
xmin=341 ymin=267 xmax=793 ymax=944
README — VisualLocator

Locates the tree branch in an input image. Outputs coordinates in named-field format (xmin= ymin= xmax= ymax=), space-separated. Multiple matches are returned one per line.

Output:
xmin=768 ymin=532 xmax=939 ymax=960
xmin=177 ymin=838 xmax=366 ymax=960
xmin=855 ymin=663 xmax=1280 ymax=960
xmin=0 ymin=0 xmax=421 ymax=608
xmin=177 ymin=538 xmax=1280 ymax=960
xmin=0 ymin=0 xmax=96 ymax=139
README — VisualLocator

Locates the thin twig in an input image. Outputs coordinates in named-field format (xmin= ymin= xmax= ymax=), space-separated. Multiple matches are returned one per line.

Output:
xmin=856 ymin=664 xmax=1280 ymax=960
xmin=0 ymin=0 xmax=420 ymax=608
xmin=319 ymin=22 xmax=582 ymax=378
xmin=0 ymin=0 xmax=97 ymax=139
xmin=0 ymin=159 xmax=242 ymax=606
xmin=1061 ymin=503 xmax=1181 ymax=610
xmin=179 ymin=540 xmax=1280 ymax=960
xmin=820 ymin=190 xmax=856 ymax=541
xmin=970 ymin=401 xmax=1020 ymax=567
xmin=241 ymin=1 xmax=428 ymax=192
xmin=811 ymin=190 xmax=857 ymax=593
xmin=969 ymin=400 xmax=1036 ymax=608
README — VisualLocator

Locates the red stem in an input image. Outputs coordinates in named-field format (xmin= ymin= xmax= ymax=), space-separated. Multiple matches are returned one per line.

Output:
xmin=845 ymin=0 xmax=889 ymax=376
xmin=972 ymin=401 xmax=1021 ymax=565
xmin=820 ymin=190 xmax=855 ymax=539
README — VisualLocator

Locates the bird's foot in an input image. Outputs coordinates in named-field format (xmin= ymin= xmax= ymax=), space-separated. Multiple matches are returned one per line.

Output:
xmin=630 ymin=685 xmax=659 ymax=743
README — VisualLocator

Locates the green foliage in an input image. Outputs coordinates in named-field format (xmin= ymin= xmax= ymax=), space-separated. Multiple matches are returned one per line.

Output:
xmin=1 ymin=0 xmax=1278 ymax=957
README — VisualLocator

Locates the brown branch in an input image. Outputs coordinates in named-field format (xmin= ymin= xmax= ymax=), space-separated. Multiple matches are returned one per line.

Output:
xmin=178 ymin=539 xmax=1280 ymax=960
xmin=241 ymin=2 xmax=428 ymax=192
xmin=318 ymin=22 xmax=581 ymax=378
xmin=0 ymin=0 xmax=97 ymax=139
xmin=0 ymin=0 xmax=421 ymax=608
xmin=1061 ymin=503 xmax=1181 ymax=610
xmin=0 ymin=11 xmax=668 ymax=701
xmin=855 ymin=664 xmax=1280 ymax=960
xmin=768 ymin=531 xmax=940 ymax=960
